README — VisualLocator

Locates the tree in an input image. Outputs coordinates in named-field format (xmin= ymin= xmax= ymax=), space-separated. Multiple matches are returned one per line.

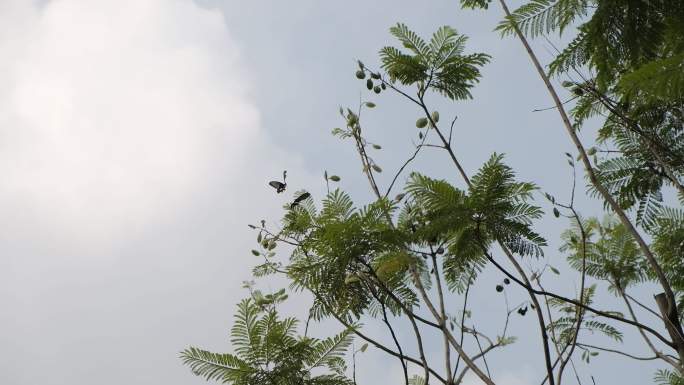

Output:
xmin=181 ymin=289 xmax=353 ymax=385
xmin=182 ymin=1 xmax=684 ymax=384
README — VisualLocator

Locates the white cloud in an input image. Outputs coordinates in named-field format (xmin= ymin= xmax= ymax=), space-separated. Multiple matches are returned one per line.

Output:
xmin=0 ymin=0 xmax=260 ymax=244
xmin=0 ymin=1 xmax=310 ymax=384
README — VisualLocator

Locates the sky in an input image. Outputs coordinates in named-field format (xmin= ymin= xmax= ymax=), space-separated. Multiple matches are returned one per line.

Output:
xmin=0 ymin=1 xmax=669 ymax=384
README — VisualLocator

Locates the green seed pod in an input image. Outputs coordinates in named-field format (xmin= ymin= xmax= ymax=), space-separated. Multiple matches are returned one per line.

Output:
xmin=371 ymin=72 xmax=381 ymax=79
xmin=372 ymin=164 xmax=382 ymax=173
xmin=329 ymin=175 xmax=341 ymax=182
xmin=355 ymin=70 xmax=366 ymax=79
xmin=587 ymin=147 xmax=597 ymax=156
xmin=344 ymin=274 xmax=360 ymax=284
xmin=380 ymin=83 xmax=386 ymax=90
xmin=366 ymin=79 xmax=373 ymax=90
xmin=365 ymin=102 xmax=376 ymax=108
xmin=251 ymin=250 xmax=260 ymax=257
xmin=431 ymin=111 xmax=439 ymax=123
xmin=373 ymin=85 xmax=381 ymax=94
xmin=416 ymin=117 xmax=428 ymax=128
xmin=372 ymin=144 xmax=381 ymax=149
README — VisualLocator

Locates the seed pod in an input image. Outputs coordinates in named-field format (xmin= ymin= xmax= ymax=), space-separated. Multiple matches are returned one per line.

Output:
xmin=416 ymin=117 xmax=428 ymax=128
xmin=366 ymin=79 xmax=373 ymax=90
xmin=380 ymin=83 xmax=386 ymax=90
xmin=329 ymin=175 xmax=341 ymax=182
xmin=587 ymin=147 xmax=597 ymax=156
xmin=436 ymin=247 xmax=444 ymax=254
xmin=344 ymin=274 xmax=360 ymax=284
xmin=251 ymin=250 xmax=260 ymax=257
xmin=372 ymin=144 xmax=381 ymax=149
xmin=372 ymin=164 xmax=382 ymax=173
xmin=431 ymin=111 xmax=440 ymax=123
xmin=373 ymin=85 xmax=381 ymax=94
xmin=365 ymin=102 xmax=376 ymax=108
xmin=371 ymin=72 xmax=381 ymax=79
xmin=355 ymin=70 xmax=366 ymax=79
xmin=496 ymin=284 xmax=504 ymax=292
xmin=503 ymin=278 xmax=510 ymax=285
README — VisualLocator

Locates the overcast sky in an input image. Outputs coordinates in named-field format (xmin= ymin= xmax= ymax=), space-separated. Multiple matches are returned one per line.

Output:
xmin=0 ymin=1 xmax=667 ymax=384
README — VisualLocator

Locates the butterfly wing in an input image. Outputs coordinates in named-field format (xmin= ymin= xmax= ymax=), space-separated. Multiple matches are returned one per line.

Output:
xmin=269 ymin=181 xmax=286 ymax=193
xmin=293 ymin=192 xmax=311 ymax=204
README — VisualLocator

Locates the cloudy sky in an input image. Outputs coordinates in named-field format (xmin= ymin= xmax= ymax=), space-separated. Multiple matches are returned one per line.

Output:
xmin=0 ymin=1 xmax=665 ymax=384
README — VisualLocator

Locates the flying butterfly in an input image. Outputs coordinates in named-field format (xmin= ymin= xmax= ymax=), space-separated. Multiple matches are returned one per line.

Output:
xmin=290 ymin=192 xmax=311 ymax=209
xmin=269 ymin=170 xmax=287 ymax=193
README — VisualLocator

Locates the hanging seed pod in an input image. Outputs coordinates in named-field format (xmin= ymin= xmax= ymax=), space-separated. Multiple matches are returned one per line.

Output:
xmin=329 ymin=175 xmax=341 ymax=182
xmin=431 ymin=111 xmax=440 ymax=123
xmin=381 ymin=83 xmax=386 ymax=90
xmin=355 ymin=70 xmax=366 ymax=79
xmin=373 ymin=86 xmax=381 ymax=94
xmin=495 ymin=284 xmax=504 ymax=292
xmin=416 ymin=118 xmax=428 ymax=128
xmin=366 ymin=79 xmax=373 ymax=90
xmin=371 ymin=72 xmax=381 ymax=79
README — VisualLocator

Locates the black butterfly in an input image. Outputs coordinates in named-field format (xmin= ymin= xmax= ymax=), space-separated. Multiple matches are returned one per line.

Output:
xmin=269 ymin=170 xmax=287 ymax=193
xmin=290 ymin=192 xmax=311 ymax=208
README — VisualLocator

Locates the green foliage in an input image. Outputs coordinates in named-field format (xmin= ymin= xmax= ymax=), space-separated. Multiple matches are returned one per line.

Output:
xmin=561 ymin=216 xmax=648 ymax=292
xmin=655 ymin=369 xmax=684 ymax=385
xmin=619 ymin=53 xmax=684 ymax=103
xmin=181 ymin=298 xmax=353 ymax=385
xmin=651 ymin=207 xmax=684 ymax=293
xmin=496 ymin=0 xmax=588 ymax=37
xmin=380 ymin=24 xmax=490 ymax=100
xmin=547 ymin=285 xmax=624 ymax=344
xmin=503 ymin=0 xmax=684 ymax=221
